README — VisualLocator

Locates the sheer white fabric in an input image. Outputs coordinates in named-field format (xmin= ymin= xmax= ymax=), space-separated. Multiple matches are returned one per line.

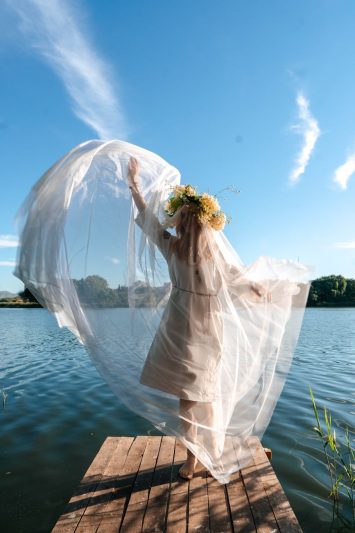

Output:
xmin=14 ymin=139 xmax=313 ymax=484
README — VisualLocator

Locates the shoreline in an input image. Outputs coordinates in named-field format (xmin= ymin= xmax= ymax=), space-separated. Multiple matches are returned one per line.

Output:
xmin=0 ymin=302 xmax=42 ymax=308
xmin=1 ymin=302 xmax=355 ymax=309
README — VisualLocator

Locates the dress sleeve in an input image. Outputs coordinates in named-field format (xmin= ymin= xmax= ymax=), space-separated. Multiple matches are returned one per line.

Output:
xmin=218 ymin=255 xmax=252 ymax=299
xmin=134 ymin=206 xmax=173 ymax=259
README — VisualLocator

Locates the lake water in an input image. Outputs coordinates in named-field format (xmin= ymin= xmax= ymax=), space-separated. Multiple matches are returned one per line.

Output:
xmin=0 ymin=308 xmax=354 ymax=532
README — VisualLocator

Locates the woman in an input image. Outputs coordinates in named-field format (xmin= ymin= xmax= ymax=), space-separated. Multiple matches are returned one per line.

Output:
xmin=127 ymin=156 xmax=266 ymax=479
xmin=14 ymin=139 xmax=312 ymax=484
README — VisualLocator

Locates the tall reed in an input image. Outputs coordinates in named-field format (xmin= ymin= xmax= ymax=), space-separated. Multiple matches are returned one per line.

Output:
xmin=309 ymin=386 xmax=355 ymax=526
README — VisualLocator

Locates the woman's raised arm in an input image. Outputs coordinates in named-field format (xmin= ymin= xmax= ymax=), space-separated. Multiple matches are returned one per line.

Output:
xmin=128 ymin=156 xmax=173 ymax=259
xmin=127 ymin=157 xmax=147 ymax=212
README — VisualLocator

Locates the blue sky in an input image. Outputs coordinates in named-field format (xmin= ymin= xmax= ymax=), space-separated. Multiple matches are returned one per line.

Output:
xmin=1 ymin=0 xmax=355 ymax=293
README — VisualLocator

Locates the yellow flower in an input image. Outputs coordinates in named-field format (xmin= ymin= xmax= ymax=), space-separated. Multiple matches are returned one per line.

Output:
xmin=173 ymin=185 xmax=185 ymax=197
xmin=200 ymin=193 xmax=220 ymax=214
xmin=166 ymin=184 xmax=226 ymax=229
xmin=209 ymin=212 xmax=226 ymax=231
xmin=197 ymin=211 xmax=209 ymax=224
xmin=185 ymin=184 xmax=197 ymax=196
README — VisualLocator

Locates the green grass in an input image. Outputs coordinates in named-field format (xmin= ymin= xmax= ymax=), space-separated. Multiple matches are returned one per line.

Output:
xmin=309 ymin=386 xmax=355 ymax=527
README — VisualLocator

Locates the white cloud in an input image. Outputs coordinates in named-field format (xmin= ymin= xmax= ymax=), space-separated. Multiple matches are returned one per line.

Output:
xmin=105 ymin=256 xmax=120 ymax=265
xmin=0 ymin=261 xmax=16 ymax=267
xmin=0 ymin=235 xmax=19 ymax=248
xmin=289 ymin=92 xmax=321 ymax=184
xmin=334 ymin=241 xmax=355 ymax=249
xmin=333 ymin=153 xmax=355 ymax=190
xmin=8 ymin=0 xmax=125 ymax=139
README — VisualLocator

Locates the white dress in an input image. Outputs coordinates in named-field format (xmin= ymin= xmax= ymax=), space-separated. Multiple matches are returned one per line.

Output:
xmin=13 ymin=139 xmax=314 ymax=483
xmin=135 ymin=207 xmax=224 ymax=402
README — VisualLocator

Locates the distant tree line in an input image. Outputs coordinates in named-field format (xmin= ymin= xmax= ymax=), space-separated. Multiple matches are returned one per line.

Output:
xmin=15 ymin=274 xmax=355 ymax=308
xmin=18 ymin=288 xmax=40 ymax=303
xmin=73 ymin=275 xmax=170 ymax=308
xmin=73 ymin=275 xmax=128 ymax=307
xmin=307 ymin=275 xmax=355 ymax=307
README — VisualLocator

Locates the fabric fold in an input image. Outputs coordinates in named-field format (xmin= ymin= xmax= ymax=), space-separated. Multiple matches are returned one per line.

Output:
xmin=14 ymin=138 xmax=313 ymax=484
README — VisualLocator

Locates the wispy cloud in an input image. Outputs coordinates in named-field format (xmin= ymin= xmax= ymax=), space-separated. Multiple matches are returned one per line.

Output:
xmin=289 ymin=92 xmax=321 ymax=184
xmin=333 ymin=153 xmax=355 ymax=190
xmin=8 ymin=0 xmax=125 ymax=139
xmin=0 ymin=261 xmax=16 ymax=267
xmin=334 ymin=241 xmax=355 ymax=249
xmin=0 ymin=235 xmax=19 ymax=248
xmin=105 ymin=256 xmax=120 ymax=265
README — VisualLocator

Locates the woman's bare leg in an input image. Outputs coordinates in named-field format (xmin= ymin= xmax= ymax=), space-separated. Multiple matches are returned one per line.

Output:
xmin=179 ymin=398 xmax=198 ymax=479
xmin=179 ymin=399 xmax=218 ymax=478
xmin=204 ymin=401 xmax=215 ymax=476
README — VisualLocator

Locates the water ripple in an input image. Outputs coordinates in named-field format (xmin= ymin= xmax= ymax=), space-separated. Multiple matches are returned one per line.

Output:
xmin=0 ymin=307 xmax=354 ymax=532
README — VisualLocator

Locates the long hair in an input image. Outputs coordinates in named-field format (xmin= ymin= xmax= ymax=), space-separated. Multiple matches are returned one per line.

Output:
xmin=170 ymin=204 xmax=213 ymax=264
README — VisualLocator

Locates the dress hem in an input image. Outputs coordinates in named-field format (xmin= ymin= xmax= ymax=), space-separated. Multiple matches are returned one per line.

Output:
xmin=139 ymin=374 xmax=219 ymax=402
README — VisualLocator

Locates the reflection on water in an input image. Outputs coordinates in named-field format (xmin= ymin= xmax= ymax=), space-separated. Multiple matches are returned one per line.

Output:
xmin=0 ymin=308 xmax=354 ymax=532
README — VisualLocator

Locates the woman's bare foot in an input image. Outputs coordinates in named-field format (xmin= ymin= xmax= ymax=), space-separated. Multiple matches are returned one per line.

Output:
xmin=179 ymin=450 xmax=198 ymax=480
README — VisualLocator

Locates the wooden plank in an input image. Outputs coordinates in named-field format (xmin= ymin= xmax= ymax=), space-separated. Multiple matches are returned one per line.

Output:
xmin=73 ymin=436 xmax=135 ymax=532
xmin=233 ymin=437 xmax=280 ymax=533
xmin=68 ymin=436 xmax=145 ymax=532
xmin=206 ymin=473 xmax=233 ymax=532
xmin=94 ymin=436 xmax=148 ymax=532
xmin=141 ymin=436 xmax=175 ymax=532
xmin=247 ymin=436 xmax=302 ymax=533
xmin=188 ymin=462 xmax=210 ymax=533
xmin=166 ymin=438 xmax=188 ymax=533
xmin=225 ymin=436 xmax=256 ymax=533
xmin=226 ymin=469 xmax=256 ymax=533
xmin=119 ymin=436 xmax=162 ymax=532
xmin=69 ymin=437 xmax=134 ymax=533
xmin=52 ymin=435 xmax=301 ymax=533
xmin=51 ymin=436 xmax=122 ymax=532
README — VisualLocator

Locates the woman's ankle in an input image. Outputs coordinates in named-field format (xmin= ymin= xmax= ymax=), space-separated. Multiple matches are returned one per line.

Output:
xmin=186 ymin=449 xmax=197 ymax=463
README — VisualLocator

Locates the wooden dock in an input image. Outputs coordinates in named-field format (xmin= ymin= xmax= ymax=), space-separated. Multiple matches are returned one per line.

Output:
xmin=52 ymin=435 xmax=302 ymax=532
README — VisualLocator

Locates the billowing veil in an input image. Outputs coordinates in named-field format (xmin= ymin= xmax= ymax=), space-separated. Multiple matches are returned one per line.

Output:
xmin=14 ymin=139 xmax=313 ymax=484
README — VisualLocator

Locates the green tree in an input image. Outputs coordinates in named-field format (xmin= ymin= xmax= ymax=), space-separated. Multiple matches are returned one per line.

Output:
xmin=18 ymin=287 xmax=39 ymax=303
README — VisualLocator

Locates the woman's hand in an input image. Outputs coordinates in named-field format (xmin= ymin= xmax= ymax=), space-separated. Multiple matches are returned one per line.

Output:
xmin=250 ymin=282 xmax=272 ymax=303
xmin=127 ymin=157 xmax=140 ymax=191
xmin=127 ymin=156 xmax=147 ymax=212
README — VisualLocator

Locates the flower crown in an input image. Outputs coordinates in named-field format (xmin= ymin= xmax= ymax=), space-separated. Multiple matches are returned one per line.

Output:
xmin=164 ymin=184 xmax=230 ymax=231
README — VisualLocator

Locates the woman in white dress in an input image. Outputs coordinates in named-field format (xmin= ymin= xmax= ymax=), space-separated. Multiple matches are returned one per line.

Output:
xmin=127 ymin=156 xmax=264 ymax=479
xmin=14 ymin=139 xmax=312 ymax=484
